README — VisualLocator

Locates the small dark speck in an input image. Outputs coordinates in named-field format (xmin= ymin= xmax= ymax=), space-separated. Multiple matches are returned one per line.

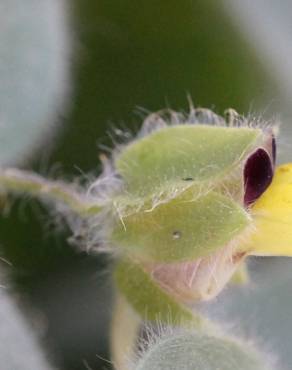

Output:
xmin=172 ymin=231 xmax=182 ymax=240
xmin=182 ymin=177 xmax=194 ymax=181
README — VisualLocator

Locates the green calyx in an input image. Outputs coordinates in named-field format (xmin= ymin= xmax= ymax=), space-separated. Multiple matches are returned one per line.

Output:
xmin=114 ymin=259 xmax=203 ymax=326
xmin=111 ymin=187 xmax=250 ymax=262
xmin=110 ymin=123 xmax=262 ymax=262
xmin=115 ymin=124 xmax=261 ymax=197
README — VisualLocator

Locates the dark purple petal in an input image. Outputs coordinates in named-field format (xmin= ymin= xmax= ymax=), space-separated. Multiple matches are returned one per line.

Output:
xmin=272 ymin=135 xmax=276 ymax=165
xmin=244 ymin=148 xmax=274 ymax=206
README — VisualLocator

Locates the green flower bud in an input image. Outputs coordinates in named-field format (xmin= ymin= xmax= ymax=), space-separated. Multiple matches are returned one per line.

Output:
xmin=0 ymin=109 xmax=277 ymax=316
xmin=111 ymin=111 xmax=275 ymax=263
xmin=134 ymin=330 xmax=271 ymax=370
xmin=110 ymin=110 xmax=276 ymax=307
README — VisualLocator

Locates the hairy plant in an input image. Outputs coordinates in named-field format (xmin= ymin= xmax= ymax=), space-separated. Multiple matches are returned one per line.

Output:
xmin=132 ymin=326 xmax=271 ymax=370
xmin=0 ymin=108 xmax=292 ymax=369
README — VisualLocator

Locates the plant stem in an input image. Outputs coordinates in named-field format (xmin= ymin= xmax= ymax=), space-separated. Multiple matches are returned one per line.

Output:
xmin=111 ymin=292 xmax=141 ymax=370
xmin=0 ymin=168 xmax=102 ymax=216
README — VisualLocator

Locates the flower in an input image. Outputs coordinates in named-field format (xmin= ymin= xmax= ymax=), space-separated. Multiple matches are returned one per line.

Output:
xmin=244 ymin=163 xmax=292 ymax=256
xmin=111 ymin=109 xmax=291 ymax=305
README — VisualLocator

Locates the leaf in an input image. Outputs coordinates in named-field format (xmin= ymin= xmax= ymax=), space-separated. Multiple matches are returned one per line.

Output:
xmin=134 ymin=330 xmax=269 ymax=370
xmin=0 ymin=0 xmax=69 ymax=165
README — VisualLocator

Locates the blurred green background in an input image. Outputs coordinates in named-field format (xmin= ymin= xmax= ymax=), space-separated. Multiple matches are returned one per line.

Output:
xmin=1 ymin=1 xmax=291 ymax=369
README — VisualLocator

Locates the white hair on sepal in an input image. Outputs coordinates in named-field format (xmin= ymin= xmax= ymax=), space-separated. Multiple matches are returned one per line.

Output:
xmin=137 ymin=111 xmax=169 ymax=137
xmin=86 ymin=154 xmax=123 ymax=204
xmin=245 ymin=106 xmax=281 ymax=130
xmin=189 ymin=107 xmax=226 ymax=125
xmin=101 ymin=121 xmax=135 ymax=157
xmin=47 ymin=157 xmax=121 ymax=256
xmin=137 ymin=107 xmax=226 ymax=138
xmin=65 ymin=206 xmax=116 ymax=256
xmin=227 ymin=108 xmax=280 ymax=134
xmin=132 ymin=107 xmax=278 ymax=150
xmin=109 ymin=105 xmax=279 ymax=185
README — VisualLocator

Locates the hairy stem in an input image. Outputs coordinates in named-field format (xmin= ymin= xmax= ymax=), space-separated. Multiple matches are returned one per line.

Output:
xmin=111 ymin=292 xmax=142 ymax=370
xmin=0 ymin=168 xmax=102 ymax=216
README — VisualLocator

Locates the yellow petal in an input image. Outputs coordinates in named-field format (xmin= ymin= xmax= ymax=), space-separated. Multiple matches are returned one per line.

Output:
xmin=246 ymin=163 xmax=292 ymax=256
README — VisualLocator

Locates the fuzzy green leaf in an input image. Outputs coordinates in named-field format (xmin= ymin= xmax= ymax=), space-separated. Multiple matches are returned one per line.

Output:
xmin=135 ymin=331 xmax=269 ymax=370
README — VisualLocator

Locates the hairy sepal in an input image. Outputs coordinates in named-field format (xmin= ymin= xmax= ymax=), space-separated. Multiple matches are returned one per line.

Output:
xmin=111 ymin=187 xmax=250 ymax=262
xmin=115 ymin=124 xmax=261 ymax=197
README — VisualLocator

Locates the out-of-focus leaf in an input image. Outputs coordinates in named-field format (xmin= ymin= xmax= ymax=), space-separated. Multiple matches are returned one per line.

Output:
xmin=223 ymin=0 xmax=292 ymax=104
xmin=0 ymin=0 xmax=69 ymax=165
xmin=0 ymin=289 xmax=54 ymax=370
xmin=222 ymin=0 xmax=292 ymax=162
